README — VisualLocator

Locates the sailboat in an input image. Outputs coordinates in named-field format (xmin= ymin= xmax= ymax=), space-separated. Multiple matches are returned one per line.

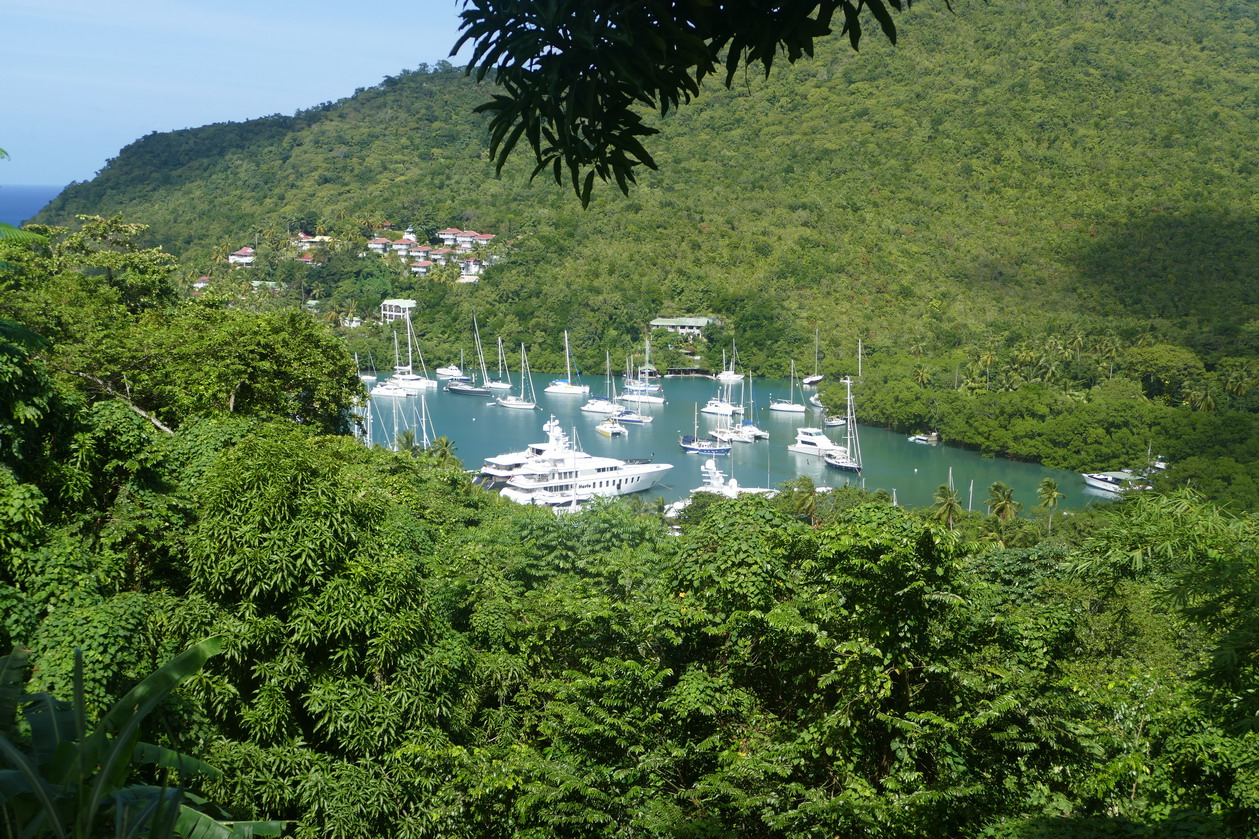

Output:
xmin=700 ymin=381 xmax=743 ymax=416
xmin=715 ymin=343 xmax=744 ymax=383
xmin=446 ymin=316 xmax=492 ymax=395
xmin=823 ymin=377 xmax=862 ymax=472
xmin=486 ymin=336 xmax=512 ymax=390
xmin=768 ymin=361 xmax=806 ymax=413
xmin=802 ymin=329 xmax=824 ymax=386
xmin=496 ymin=344 xmax=538 ymax=409
xmin=391 ymin=314 xmax=438 ymax=391
xmin=372 ymin=332 xmax=411 ymax=397
xmin=739 ymin=375 xmax=770 ymax=439
xmin=581 ymin=350 xmax=621 ymax=413
xmin=619 ymin=339 xmax=665 ymax=405
xmin=544 ymin=331 xmax=591 ymax=395
xmin=680 ymin=405 xmax=732 ymax=455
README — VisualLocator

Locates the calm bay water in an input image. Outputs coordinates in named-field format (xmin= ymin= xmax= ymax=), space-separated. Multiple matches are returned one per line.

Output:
xmin=0 ymin=185 xmax=63 ymax=226
xmin=366 ymin=373 xmax=1096 ymax=512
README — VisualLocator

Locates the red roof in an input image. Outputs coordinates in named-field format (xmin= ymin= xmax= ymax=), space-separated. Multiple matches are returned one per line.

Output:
xmin=410 ymin=260 xmax=434 ymax=267
xmin=475 ymin=233 xmax=495 ymax=240
xmin=438 ymin=228 xmax=462 ymax=234
xmin=232 ymin=247 xmax=254 ymax=255
xmin=369 ymin=238 xmax=391 ymax=244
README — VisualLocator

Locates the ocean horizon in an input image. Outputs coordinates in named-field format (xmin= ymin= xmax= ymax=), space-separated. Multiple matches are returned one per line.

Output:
xmin=0 ymin=185 xmax=64 ymax=226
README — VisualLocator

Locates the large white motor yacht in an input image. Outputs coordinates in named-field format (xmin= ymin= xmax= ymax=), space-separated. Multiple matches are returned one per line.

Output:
xmin=481 ymin=416 xmax=672 ymax=506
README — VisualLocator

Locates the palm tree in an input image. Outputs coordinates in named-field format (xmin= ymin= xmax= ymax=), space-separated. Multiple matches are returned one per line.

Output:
xmin=1220 ymin=360 xmax=1255 ymax=398
xmin=978 ymin=348 xmax=997 ymax=390
xmin=985 ymin=481 xmax=1021 ymax=522
xmin=930 ymin=484 xmax=964 ymax=530
xmin=912 ymin=364 xmax=931 ymax=388
xmin=426 ymin=435 xmax=459 ymax=467
xmin=1037 ymin=478 xmax=1065 ymax=534
xmin=395 ymin=428 xmax=421 ymax=454
xmin=1182 ymin=385 xmax=1217 ymax=413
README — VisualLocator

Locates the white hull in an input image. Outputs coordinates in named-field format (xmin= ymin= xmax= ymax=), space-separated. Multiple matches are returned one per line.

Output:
xmin=1082 ymin=471 xmax=1149 ymax=493
xmin=435 ymin=366 xmax=464 ymax=378
xmin=580 ymin=398 xmax=621 ymax=414
xmin=545 ymin=381 xmax=591 ymax=395
xmin=372 ymin=383 xmax=409 ymax=398
xmin=700 ymin=399 xmax=744 ymax=416
xmin=618 ymin=392 xmax=665 ymax=406
xmin=788 ymin=427 xmax=844 ymax=457
xmin=502 ymin=461 xmax=671 ymax=505
xmin=768 ymin=401 xmax=806 ymax=413
xmin=496 ymin=396 xmax=536 ymax=410
xmin=392 ymin=374 xmax=438 ymax=391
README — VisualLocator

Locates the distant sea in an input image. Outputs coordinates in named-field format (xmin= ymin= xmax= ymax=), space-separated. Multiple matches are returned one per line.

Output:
xmin=0 ymin=185 xmax=64 ymax=226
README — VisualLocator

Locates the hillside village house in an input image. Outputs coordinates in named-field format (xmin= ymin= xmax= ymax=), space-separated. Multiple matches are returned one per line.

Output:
xmin=650 ymin=316 xmax=719 ymax=339
xmin=380 ymin=299 xmax=417 ymax=323
xmin=228 ymin=246 xmax=255 ymax=266
xmin=438 ymin=228 xmax=496 ymax=252
xmin=292 ymin=233 xmax=332 ymax=250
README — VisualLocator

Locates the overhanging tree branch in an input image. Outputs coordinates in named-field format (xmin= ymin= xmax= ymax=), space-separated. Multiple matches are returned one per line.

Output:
xmin=456 ymin=0 xmax=918 ymax=205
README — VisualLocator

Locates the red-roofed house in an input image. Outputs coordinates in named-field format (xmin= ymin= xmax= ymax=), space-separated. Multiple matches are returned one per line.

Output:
xmin=437 ymin=228 xmax=462 ymax=246
xmin=367 ymin=237 xmax=392 ymax=254
xmin=228 ymin=246 xmax=255 ymax=266
xmin=409 ymin=260 xmax=434 ymax=275
xmin=432 ymin=247 xmax=453 ymax=264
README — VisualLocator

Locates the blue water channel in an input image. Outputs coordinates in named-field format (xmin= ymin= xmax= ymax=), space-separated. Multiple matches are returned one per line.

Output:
xmin=365 ymin=373 xmax=1099 ymax=511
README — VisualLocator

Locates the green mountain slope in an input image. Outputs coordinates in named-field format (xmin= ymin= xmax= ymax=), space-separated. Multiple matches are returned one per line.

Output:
xmin=39 ymin=0 xmax=1259 ymax=369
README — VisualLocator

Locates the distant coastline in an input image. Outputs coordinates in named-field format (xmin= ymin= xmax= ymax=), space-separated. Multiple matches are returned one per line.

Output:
xmin=0 ymin=185 xmax=64 ymax=226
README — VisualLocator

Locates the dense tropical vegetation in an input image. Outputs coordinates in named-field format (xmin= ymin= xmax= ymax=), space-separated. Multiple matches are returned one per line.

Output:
xmin=4 ymin=0 xmax=1259 ymax=832
xmin=30 ymin=0 xmax=1259 ymax=509
xmin=3 ymin=187 xmax=1259 ymax=837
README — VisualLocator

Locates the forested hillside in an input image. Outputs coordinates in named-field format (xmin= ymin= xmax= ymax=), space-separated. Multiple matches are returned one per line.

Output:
xmin=40 ymin=0 xmax=1259 ymax=356
xmin=5 ymin=2 xmax=1259 ymax=833
xmin=34 ymin=0 xmax=1259 ymax=508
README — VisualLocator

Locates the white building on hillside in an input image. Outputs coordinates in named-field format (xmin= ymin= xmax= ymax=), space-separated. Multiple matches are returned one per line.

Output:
xmin=380 ymin=299 xmax=417 ymax=323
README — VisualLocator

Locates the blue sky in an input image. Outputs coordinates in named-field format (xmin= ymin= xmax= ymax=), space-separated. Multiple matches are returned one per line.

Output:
xmin=1 ymin=0 xmax=468 ymax=186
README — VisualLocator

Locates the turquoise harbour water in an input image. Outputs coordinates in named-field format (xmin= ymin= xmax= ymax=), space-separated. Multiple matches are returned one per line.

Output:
xmin=365 ymin=373 xmax=1098 ymax=511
